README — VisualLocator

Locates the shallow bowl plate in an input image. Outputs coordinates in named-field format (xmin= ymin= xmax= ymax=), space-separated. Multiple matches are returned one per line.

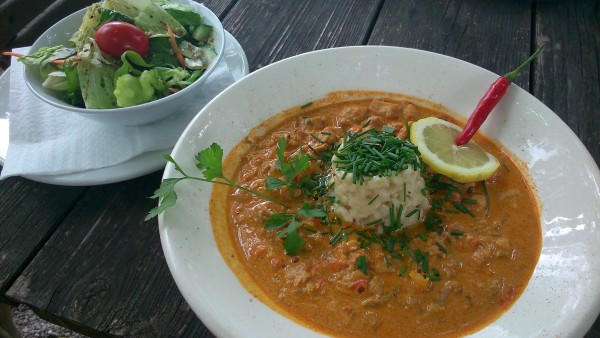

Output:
xmin=159 ymin=46 xmax=600 ymax=337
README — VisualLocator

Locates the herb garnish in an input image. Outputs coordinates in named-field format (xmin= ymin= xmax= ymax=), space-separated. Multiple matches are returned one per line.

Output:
xmin=147 ymin=139 xmax=329 ymax=255
xmin=266 ymin=203 xmax=327 ymax=254
xmin=332 ymin=128 xmax=424 ymax=184
xmin=146 ymin=143 xmax=289 ymax=221
xmin=356 ymin=255 xmax=368 ymax=274
xmin=265 ymin=138 xmax=311 ymax=192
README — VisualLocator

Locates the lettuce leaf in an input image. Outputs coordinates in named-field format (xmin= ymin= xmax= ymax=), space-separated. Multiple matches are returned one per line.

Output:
xmin=102 ymin=0 xmax=186 ymax=36
xmin=147 ymin=37 xmax=180 ymax=67
xmin=114 ymin=69 xmax=167 ymax=107
xmin=70 ymin=4 xmax=104 ymax=52
xmin=115 ymin=50 xmax=154 ymax=81
xmin=62 ymin=62 xmax=84 ymax=107
xmin=98 ymin=8 xmax=135 ymax=25
xmin=77 ymin=58 xmax=118 ymax=109
xmin=16 ymin=46 xmax=75 ymax=79
xmin=17 ymin=46 xmax=75 ymax=66
xmin=155 ymin=67 xmax=201 ymax=88
xmin=161 ymin=2 xmax=202 ymax=26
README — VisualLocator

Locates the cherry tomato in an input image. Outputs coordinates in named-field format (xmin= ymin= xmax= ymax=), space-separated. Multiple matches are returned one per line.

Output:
xmin=95 ymin=22 xmax=150 ymax=58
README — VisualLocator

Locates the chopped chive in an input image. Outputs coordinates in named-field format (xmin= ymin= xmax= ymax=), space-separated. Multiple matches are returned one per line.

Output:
xmin=381 ymin=125 xmax=395 ymax=134
xmin=482 ymin=180 xmax=491 ymax=216
xmin=417 ymin=233 xmax=427 ymax=242
xmin=450 ymin=230 xmax=464 ymax=236
xmin=420 ymin=252 xmax=429 ymax=273
xmin=303 ymin=226 xmax=317 ymax=233
xmin=300 ymin=101 xmax=313 ymax=109
xmin=366 ymin=218 xmax=383 ymax=226
xmin=399 ymin=265 xmax=407 ymax=276
xmin=368 ymin=194 xmax=380 ymax=205
xmin=452 ymin=202 xmax=475 ymax=217
xmin=307 ymin=144 xmax=319 ymax=154
xmin=402 ymin=247 xmax=418 ymax=262
xmin=395 ymin=204 xmax=404 ymax=229
xmin=435 ymin=242 xmax=448 ymax=254
xmin=310 ymin=133 xmax=326 ymax=143
xmin=356 ymin=255 xmax=368 ymax=274
xmin=306 ymin=153 xmax=318 ymax=161
xmin=405 ymin=208 xmax=420 ymax=218
xmin=331 ymin=128 xmax=423 ymax=183
xmin=330 ymin=228 xmax=345 ymax=245
xmin=424 ymin=268 xmax=441 ymax=281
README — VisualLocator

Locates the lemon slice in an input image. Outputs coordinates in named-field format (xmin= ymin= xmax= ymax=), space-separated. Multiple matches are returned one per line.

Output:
xmin=410 ymin=117 xmax=500 ymax=183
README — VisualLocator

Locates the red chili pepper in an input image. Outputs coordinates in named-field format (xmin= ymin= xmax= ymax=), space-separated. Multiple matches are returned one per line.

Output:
xmin=455 ymin=45 xmax=544 ymax=146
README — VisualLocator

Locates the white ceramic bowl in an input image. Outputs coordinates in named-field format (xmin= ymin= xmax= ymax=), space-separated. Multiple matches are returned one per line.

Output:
xmin=159 ymin=46 xmax=600 ymax=337
xmin=24 ymin=0 xmax=224 ymax=126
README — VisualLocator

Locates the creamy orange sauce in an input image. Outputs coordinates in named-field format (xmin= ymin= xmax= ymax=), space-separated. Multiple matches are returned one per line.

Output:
xmin=210 ymin=91 xmax=542 ymax=337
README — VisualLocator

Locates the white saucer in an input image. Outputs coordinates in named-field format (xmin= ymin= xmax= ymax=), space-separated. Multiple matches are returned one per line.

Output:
xmin=0 ymin=30 xmax=249 ymax=186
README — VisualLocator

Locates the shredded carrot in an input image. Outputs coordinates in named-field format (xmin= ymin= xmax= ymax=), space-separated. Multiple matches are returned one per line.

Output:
xmin=51 ymin=56 xmax=81 ymax=64
xmin=2 ymin=51 xmax=80 ymax=65
xmin=2 ymin=51 xmax=24 ymax=58
xmin=166 ymin=24 xmax=186 ymax=67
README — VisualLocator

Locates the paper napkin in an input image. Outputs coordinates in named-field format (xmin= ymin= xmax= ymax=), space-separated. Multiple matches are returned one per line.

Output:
xmin=0 ymin=45 xmax=236 ymax=180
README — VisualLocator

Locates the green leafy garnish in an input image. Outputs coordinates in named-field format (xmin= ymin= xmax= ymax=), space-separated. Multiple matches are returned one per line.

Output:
xmin=266 ymin=203 xmax=327 ymax=254
xmin=356 ymin=255 xmax=368 ymax=274
xmin=146 ymin=143 xmax=288 ymax=221
xmin=332 ymin=127 xmax=424 ymax=184
xmin=147 ymin=140 xmax=329 ymax=255
xmin=265 ymin=138 xmax=310 ymax=191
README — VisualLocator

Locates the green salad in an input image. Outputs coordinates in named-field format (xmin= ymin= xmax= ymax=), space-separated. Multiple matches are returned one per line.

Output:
xmin=16 ymin=0 xmax=217 ymax=109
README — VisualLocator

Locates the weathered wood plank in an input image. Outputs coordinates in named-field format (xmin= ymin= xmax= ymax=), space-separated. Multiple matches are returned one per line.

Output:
xmin=223 ymin=0 xmax=382 ymax=70
xmin=198 ymin=0 xmax=238 ymax=18
xmin=0 ymin=177 xmax=86 ymax=303
xmin=0 ymin=0 xmax=67 ymax=48
xmin=0 ymin=0 xmax=97 ymax=69
xmin=534 ymin=0 xmax=600 ymax=165
xmin=369 ymin=0 xmax=532 ymax=89
xmin=6 ymin=172 xmax=213 ymax=337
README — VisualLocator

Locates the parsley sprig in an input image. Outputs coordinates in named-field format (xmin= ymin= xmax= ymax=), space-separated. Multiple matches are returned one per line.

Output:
xmin=265 ymin=138 xmax=311 ymax=191
xmin=145 ymin=143 xmax=288 ymax=221
xmin=146 ymin=140 xmax=328 ymax=256
xmin=266 ymin=203 xmax=327 ymax=254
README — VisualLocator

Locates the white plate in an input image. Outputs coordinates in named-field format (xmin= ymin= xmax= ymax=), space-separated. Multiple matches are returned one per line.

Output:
xmin=0 ymin=31 xmax=249 ymax=186
xmin=159 ymin=46 xmax=600 ymax=337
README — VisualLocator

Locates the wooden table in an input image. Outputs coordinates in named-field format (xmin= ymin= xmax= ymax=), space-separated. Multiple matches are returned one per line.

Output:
xmin=1 ymin=0 xmax=598 ymax=336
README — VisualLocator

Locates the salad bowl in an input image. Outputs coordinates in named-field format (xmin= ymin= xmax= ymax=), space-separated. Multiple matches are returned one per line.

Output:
xmin=23 ymin=0 xmax=225 ymax=126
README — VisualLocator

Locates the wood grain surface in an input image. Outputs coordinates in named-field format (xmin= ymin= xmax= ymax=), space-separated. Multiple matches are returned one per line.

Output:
xmin=0 ymin=0 xmax=598 ymax=336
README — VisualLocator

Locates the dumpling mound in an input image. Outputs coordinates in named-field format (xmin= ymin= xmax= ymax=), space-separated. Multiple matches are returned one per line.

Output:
xmin=332 ymin=168 xmax=429 ymax=228
xmin=330 ymin=127 xmax=429 ymax=229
